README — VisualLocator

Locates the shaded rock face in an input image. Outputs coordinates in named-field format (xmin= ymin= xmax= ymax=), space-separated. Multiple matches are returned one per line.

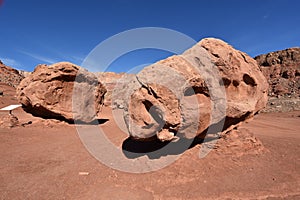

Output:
xmin=96 ymin=72 xmax=135 ymax=107
xmin=17 ymin=62 xmax=106 ymax=123
xmin=0 ymin=60 xmax=24 ymax=88
xmin=120 ymin=38 xmax=268 ymax=141
xmin=255 ymin=47 xmax=300 ymax=98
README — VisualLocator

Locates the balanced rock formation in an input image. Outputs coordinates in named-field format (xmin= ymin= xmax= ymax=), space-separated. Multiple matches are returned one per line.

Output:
xmin=17 ymin=62 xmax=106 ymax=123
xmin=255 ymin=47 xmax=300 ymax=97
xmin=119 ymin=38 xmax=268 ymax=141
xmin=0 ymin=60 xmax=24 ymax=87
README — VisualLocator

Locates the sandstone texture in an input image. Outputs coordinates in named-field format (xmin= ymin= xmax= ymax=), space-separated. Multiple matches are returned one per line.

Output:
xmin=120 ymin=38 xmax=268 ymax=141
xmin=16 ymin=62 xmax=106 ymax=123
xmin=200 ymin=38 xmax=269 ymax=117
xmin=0 ymin=60 xmax=24 ymax=88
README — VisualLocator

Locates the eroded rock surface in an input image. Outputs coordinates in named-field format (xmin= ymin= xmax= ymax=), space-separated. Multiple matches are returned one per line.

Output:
xmin=0 ymin=60 xmax=24 ymax=88
xmin=17 ymin=62 xmax=106 ymax=123
xmin=120 ymin=38 xmax=268 ymax=141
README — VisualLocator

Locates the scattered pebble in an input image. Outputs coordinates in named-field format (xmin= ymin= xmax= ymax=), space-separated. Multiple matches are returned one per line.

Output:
xmin=79 ymin=172 xmax=89 ymax=176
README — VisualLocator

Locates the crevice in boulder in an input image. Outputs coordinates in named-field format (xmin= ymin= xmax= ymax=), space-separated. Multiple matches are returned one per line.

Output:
xmin=142 ymin=100 xmax=164 ymax=126
xmin=184 ymin=86 xmax=210 ymax=97
xmin=49 ymin=75 xmax=76 ymax=82
xmin=136 ymin=76 xmax=161 ymax=100
xmin=240 ymin=53 xmax=249 ymax=63
xmin=194 ymin=56 xmax=205 ymax=66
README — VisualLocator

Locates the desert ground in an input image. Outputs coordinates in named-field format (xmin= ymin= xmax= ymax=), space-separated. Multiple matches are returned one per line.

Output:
xmin=0 ymin=84 xmax=299 ymax=200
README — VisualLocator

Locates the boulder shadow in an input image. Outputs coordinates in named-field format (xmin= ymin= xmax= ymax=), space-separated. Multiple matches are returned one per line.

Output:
xmin=122 ymin=136 xmax=218 ymax=160
xmin=22 ymin=106 xmax=110 ymax=125
xmin=75 ymin=118 xmax=109 ymax=125
xmin=121 ymin=111 xmax=253 ymax=160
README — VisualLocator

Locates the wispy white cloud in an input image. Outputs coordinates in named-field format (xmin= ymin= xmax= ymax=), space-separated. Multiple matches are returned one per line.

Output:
xmin=17 ymin=47 xmax=87 ymax=68
xmin=32 ymin=45 xmax=86 ymax=65
xmin=68 ymin=55 xmax=85 ymax=64
xmin=18 ymin=50 xmax=58 ymax=64
xmin=0 ymin=57 xmax=21 ymax=68
xmin=59 ymin=55 xmax=85 ymax=66
xmin=263 ymin=14 xmax=269 ymax=19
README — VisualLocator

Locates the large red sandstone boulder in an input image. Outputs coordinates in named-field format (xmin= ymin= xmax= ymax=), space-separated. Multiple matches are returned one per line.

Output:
xmin=16 ymin=62 xmax=106 ymax=123
xmin=121 ymin=38 xmax=268 ymax=141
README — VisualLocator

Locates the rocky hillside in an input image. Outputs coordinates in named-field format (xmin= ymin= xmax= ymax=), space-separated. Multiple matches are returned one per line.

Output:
xmin=255 ymin=48 xmax=300 ymax=112
xmin=0 ymin=60 xmax=24 ymax=88
xmin=255 ymin=48 xmax=300 ymax=97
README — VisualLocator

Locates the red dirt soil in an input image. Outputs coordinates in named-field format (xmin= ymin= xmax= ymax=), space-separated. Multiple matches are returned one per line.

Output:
xmin=0 ymin=84 xmax=299 ymax=200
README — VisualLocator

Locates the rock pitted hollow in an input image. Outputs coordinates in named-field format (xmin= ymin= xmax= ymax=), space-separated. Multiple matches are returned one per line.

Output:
xmin=17 ymin=62 xmax=107 ymax=123
xmin=118 ymin=38 xmax=268 ymax=141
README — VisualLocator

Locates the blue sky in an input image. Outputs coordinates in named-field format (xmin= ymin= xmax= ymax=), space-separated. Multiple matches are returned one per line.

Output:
xmin=0 ymin=0 xmax=299 ymax=72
